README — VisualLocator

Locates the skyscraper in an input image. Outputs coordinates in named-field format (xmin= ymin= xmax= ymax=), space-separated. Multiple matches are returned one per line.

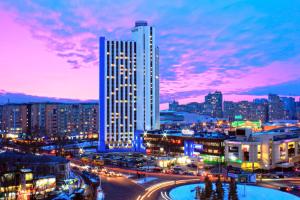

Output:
xmin=169 ymin=100 xmax=179 ymax=111
xmin=203 ymin=91 xmax=223 ymax=118
xmin=132 ymin=21 xmax=160 ymax=131
xmin=99 ymin=21 xmax=159 ymax=151
xmin=268 ymin=94 xmax=284 ymax=121
xmin=281 ymin=97 xmax=296 ymax=120
xmin=223 ymin=101 xmax=236 ymax=121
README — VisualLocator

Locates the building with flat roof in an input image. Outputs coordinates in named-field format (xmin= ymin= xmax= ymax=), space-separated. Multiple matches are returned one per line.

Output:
xmin=99 ymin=21 xmax=159 ymax=151
xmin=0 ymin=151 xmax=70 ymax=183
xmin=142 ymin=130 xmax=229 ymax=164
xmin=203 ymin=91 xmax=223 ymax=118
xmin=225 ymin=127 xmax=300 ymax=170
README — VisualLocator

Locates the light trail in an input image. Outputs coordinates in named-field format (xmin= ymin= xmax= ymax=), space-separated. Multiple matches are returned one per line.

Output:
xmin=161 ymin=191 xmax=172 ymax=200
xmin=138 ymin=179 xmax=199 ymax=200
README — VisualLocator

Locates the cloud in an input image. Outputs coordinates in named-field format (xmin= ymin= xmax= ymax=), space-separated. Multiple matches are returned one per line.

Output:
xmin=0 ymin=90 xmax=97 ymax=104
xmin=0 ymin=0 xmax=300 ymax=103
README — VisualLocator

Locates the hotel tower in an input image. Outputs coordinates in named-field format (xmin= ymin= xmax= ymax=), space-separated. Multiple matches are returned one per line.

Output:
xmin=99 ymin=21 xmax=159 ymax=151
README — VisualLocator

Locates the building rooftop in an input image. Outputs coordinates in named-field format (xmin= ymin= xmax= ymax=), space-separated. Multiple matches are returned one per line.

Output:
xmin=145 ymin=130 xmax=228 ymax=140
xmin=0 ymin=151 xmax=69 ymax=164
xmin=135 ymin=20 xmax=148 ymax=27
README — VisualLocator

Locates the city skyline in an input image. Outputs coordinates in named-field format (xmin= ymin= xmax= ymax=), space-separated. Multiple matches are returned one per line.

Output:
xmin=1 ymin=0 xmax=300 ymax=109
xmin=2 ymin=1 xmax=300 ymax=200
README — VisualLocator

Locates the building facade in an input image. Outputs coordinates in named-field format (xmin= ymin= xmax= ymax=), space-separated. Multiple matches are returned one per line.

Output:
xmin=268 ymin=94 xmax=284 ymax=121
xmin=281 ymin=97 xmax=296 ymax=120
xmin=0 ymin=103 xmax=98 ymax=139
xmin=0 ymin=104 xmax=30 ymax=136
xmin=225 ymin=128 xmax=300 ymax=170
xmin=142 ymin=130 xmax=227 ymax=164
xmin=99 ymin=21 xmax=160 ymax=151
xmin=203 ymin=91 xmax=223 ymax=118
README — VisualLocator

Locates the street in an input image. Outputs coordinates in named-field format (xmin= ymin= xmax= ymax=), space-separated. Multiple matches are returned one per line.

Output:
xmin=101 ymin=176 xmax=145 ymax=200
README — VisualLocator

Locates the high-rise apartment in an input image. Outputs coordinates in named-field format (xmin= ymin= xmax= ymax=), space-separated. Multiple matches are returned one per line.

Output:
xmin=281 ymin=97 xmax=296 ymax=120
xmin=203 ymin=91 xmax=223 ymax=118
xmin=268 ymin=94 xmax=284 ymax=121
xmin=99 ymin=21 xmax=159 ymax=151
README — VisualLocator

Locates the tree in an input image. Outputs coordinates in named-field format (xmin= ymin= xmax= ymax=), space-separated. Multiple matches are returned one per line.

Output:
xmin=204 ymin=176 xmax=213 ymax=199
xmin=212 ymin=191 xmax=218 ymax=200
xmin=215 ymin=176 xmax=224 ymax=200
xmin=195 ymin=186 xmax=201 ymax=200
xmin=228 ymin=178 xmax=238 ymax=200
xmin=200 ymin=188 xmax=206 ymax=200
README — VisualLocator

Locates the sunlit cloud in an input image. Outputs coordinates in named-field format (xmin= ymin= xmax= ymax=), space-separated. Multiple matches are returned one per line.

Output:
xmin=0 ymin=0 xmax=300 ymax=104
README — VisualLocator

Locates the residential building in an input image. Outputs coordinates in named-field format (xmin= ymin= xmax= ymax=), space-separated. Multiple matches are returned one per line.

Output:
xmin=223 ymin=101 xmax=237 ymax=121
xmin=1 ymin=104 xmax=30 ymax=136
xmin=281 ymin=97 xmax=296 ymax=120
xmin=268 ymin=94 xmax=284 ymax=121
xmin=203 ymin=91 xmax=223 ymax=118
xmin=296 ymin=100 xmax=300 ymax=120
xmin=79 ymin=103 xmax=98 ymax=138
xmin=250 ymin=100 xmax=268 ymax=122
xmin=0 ymin=105 xmax=3 ymax=133
xmin=236 ymin=101 xmax=251 ymax=120
xmin=0 ymin=103 xmax=98 ymax=139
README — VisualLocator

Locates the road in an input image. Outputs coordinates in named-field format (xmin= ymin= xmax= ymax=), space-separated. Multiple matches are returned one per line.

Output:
xmin=258 ymin=177 xmax=300 ymax=197
xmin=70 ymin=159 xmax=300 ymax=199
xmin=100 ymin=175 xmax=145 ymax=200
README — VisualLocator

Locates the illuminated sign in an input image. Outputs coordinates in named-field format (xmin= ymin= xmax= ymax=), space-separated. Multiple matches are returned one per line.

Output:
xmin=235 ymin=115 xmax=243 ymax=120
xmin=194 ymin=144 xmax=203 ymax=150
xmin=231 ymin=120 xmax=261 ymax=129
xmin=182 ymin=129 xmax=194 ymax=135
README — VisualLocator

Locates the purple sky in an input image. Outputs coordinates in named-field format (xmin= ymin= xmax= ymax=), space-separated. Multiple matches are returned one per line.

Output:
xmin=1 ymin=0 xmax=300 ymax=108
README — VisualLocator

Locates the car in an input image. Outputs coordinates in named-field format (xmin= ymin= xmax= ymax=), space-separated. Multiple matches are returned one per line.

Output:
xmin=187 ymin=163 xmax=197 ymax=168
xmin=183 ymin=171 xmax=194 ymax=176
xmin=291 ymin=185 xmax=300 ymax=191
xmin=115 ymin=173 xmax=123 ymax=177
xmin=279 ymin=186 xmax=292 ymax=192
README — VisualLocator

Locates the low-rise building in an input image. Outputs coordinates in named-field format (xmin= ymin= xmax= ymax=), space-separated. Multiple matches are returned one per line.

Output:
xmin=142 ymin=130 xmax=228 ymax=164
xmin=0 ymin=168 xmax=56 ymax=200
xmin=225 ymin=127 xmax=300 ymax=170
xmin=0 ymin=151 xmax=70 ymax=183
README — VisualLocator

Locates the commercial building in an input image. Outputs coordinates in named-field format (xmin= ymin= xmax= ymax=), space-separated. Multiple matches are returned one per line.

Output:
xmin=0 ymin=168 xmax=56 ymax=200
xmin=0 ymin=151 xmax=70 ymax=183
xmin=99 ymin=21 xmax=159 ymax=151
xmin=225 ymin=127 xmax=300 ymax=170
xmin=142 ymin=130 xmax=228 ymax=164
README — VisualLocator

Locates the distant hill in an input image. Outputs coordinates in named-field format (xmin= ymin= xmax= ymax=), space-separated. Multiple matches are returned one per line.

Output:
xmin=0 ymin=91 xmax=98 ymax=104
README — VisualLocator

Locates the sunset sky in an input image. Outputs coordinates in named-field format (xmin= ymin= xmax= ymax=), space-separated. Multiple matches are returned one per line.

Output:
xmin=1 ymin=0 xmax=300 ymax=108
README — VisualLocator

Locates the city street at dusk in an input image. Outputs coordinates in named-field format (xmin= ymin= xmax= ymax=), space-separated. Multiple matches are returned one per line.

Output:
xmin=1 ymin=0 xmax=300 ymax=200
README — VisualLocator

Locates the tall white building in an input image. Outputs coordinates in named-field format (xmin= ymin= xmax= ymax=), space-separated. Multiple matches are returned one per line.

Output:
xmin=99 ymin=21 xmax=159 ymax=151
